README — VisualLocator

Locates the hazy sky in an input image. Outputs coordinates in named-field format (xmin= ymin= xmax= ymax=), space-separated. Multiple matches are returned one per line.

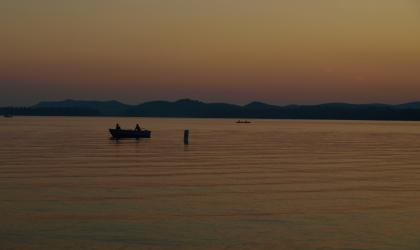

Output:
xmin=1 ymin=0 xmax=420 ymax=105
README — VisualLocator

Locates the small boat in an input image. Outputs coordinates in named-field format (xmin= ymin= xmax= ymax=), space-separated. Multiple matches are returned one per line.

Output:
xmin=3 ymin=114 xmax=13 ymax=118
xmin=109 ymin=128 xmax=151 ymax=139
xmin=236 ymin=120 xmax=251 ymax=124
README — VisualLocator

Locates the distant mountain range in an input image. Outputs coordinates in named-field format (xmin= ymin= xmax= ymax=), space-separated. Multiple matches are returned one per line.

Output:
xmin=2 ymin=99 xmax=420 ymax=121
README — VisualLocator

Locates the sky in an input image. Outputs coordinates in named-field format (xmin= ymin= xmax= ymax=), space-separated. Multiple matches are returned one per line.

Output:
xmin=1 ymin=0 xmax=420 ymax=106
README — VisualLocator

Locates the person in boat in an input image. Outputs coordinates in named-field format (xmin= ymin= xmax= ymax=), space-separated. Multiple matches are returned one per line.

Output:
xmin=116 ymin=123 xmax=121 ymax=130
xmin=135 ymin=124 xmax=141 ymax=131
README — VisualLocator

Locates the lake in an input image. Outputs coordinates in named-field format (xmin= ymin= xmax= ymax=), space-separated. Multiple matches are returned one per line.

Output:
xmin=1 ymin=117 xmax=420 ymax=250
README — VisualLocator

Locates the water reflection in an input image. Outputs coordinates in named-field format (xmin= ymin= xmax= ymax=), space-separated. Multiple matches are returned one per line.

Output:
xmin=1 ymin=117 xmax=420 ymax=249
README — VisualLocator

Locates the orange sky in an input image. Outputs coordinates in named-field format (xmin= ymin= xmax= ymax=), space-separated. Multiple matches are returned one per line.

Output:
xmin=1 ymin=0 xmax=420 ymax=105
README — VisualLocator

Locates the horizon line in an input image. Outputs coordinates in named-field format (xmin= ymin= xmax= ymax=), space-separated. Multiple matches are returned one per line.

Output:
xmin=3 ymin=98 xmax=420 ymax=108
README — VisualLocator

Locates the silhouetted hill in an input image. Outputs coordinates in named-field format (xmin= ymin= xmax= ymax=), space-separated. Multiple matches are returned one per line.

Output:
xmin=34 ymin=99 xmax=130 ymax=115
xmin=396 ymin=102 xmax=420 ymax=110
xmin=315 ymin=103 xmax=390 ymax=109
xmin=127 ymin=99 xmax=243 ymax=117
xmin=3 ymin=99 xmax=420 ymax=121
xmin=244 ymin=101 xmax=280 ymax=110
xmin=0 ymin=107 xmax=100 ymax=116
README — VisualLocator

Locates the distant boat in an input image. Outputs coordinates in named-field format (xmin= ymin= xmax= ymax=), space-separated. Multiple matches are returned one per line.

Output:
xmin=3 ymin=114 xmax=13 ymax=118
xmin=109 ymin=127 xmax=151 ymax=139
xmin=236 ymin=120 xmax=251 ymax=124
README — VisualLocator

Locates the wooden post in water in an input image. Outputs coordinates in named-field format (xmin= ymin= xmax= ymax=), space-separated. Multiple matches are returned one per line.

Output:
xmin=184 ymin=130 xmax=189 ymax=145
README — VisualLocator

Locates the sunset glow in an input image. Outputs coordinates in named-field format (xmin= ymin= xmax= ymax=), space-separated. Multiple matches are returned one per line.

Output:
xmin=1 ymin=0 xmax=420 ymax=105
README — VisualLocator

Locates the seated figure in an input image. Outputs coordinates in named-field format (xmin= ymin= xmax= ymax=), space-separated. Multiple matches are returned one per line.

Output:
xmin=135 ymin=124 xmax=141 ymax=131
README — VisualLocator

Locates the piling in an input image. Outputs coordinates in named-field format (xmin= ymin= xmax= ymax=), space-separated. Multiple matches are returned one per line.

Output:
xmin=184 ymin=130 xmax=189 ymax=145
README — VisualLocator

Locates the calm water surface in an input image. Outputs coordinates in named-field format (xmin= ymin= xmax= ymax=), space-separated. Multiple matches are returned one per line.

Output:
xmin=1 ymin=117 xmax=420 ymax=250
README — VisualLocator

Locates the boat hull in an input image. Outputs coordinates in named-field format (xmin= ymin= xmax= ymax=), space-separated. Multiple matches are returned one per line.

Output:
xmin=109 ymin=129 xmax=151 ymax=139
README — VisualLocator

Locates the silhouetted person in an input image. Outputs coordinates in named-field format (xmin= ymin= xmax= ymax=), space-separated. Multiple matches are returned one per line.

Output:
xmin=116 ymin=123 xmax=121 ymax=130
xmin=135 ymin=124 xmax=141 ymax=131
